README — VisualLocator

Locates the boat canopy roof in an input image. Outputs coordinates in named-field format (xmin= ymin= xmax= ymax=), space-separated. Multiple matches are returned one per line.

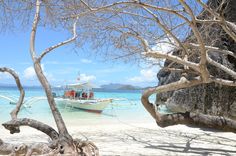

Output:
xmin=66 ymin=82 xmax=96 ymax=90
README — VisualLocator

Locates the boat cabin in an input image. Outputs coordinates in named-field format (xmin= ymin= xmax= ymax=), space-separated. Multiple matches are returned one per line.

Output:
xmin=63 ymin=82 xmax=95 ymax=100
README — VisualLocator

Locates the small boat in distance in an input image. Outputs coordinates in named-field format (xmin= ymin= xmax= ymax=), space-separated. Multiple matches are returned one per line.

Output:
xmin=54 ymin=82 xmax=112 ymax=113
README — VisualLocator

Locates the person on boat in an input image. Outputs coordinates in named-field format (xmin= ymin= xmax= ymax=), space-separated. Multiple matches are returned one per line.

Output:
xmin=75 ymin=91 xmax=81 ymax=99
xmin=64 ymin=90 xmax=76 ymax=99
xmin=89 ymin=91 xmax=94 ymax=99
xmin=70 ymin=90 xmax=76 ymax=99
xmin=82 ymin=92 xmax=88 ymax=99
xmin=64 ymin=91 xmax=69 ymax=98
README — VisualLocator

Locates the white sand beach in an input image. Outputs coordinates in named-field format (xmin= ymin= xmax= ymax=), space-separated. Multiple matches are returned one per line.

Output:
xmin=1 ymin=119 xmax=236 ymax=156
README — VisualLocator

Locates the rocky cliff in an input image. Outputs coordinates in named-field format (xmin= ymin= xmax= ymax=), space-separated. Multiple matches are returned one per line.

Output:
xmin=156 ymin=0 xmax=236 ymax=119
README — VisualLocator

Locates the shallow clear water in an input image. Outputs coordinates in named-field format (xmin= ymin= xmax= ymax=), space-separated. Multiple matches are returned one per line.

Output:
xmin=0 ymin=87 xmax=167 ymax=126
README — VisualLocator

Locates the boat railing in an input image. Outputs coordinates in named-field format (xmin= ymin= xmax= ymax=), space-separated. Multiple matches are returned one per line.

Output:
xmin=23 ymin=96 xmax=47 ymax=107
xmin=0 ymin=94 xmax=18 ymax=104
xmin=0 ymin=94 xmax=47 ymax=107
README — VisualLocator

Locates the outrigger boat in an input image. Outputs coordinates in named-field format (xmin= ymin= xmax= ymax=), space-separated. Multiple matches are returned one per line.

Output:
xmin=54 ymin=82 xmax=112 ymax=113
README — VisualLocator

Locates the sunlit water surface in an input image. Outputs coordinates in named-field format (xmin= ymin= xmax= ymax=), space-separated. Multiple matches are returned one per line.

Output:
xmin=0 ymin=87 xmax=169 ymax=126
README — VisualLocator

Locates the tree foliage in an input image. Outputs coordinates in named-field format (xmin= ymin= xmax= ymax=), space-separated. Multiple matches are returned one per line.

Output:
xmin=70 ymin=0 xmax=236 ymax=131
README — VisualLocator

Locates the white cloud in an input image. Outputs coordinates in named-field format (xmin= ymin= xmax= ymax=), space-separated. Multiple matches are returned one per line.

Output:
xmin=145 ymin=37 xmax=176 ymax=65
xmin=152 ymin=37 xmax=176 ymax=54
xmin=23 ymin=64 xmax=54 ymax=81
xmin=128 ymin=68 xmax=157 ymax=83
xmin=80 ymin=59 xmax=92 ymax=64
xmin=23 ymin=66 xmax=36 ymax=80
xmin=79 ymin=73 xmax=96 ymax=82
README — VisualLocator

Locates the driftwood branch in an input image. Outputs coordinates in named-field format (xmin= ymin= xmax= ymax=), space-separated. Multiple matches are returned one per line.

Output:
xmin=0 ymin=139 xmax=52 ymax=156
xmin=0 ymin=138 xmax=99 ymax=156
xmin=2 ymin=118 xmax=59 ymax=140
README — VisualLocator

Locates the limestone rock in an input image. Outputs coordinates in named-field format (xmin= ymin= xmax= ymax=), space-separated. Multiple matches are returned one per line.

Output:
xmin=156 ymin=0 xmax=236 ymax=119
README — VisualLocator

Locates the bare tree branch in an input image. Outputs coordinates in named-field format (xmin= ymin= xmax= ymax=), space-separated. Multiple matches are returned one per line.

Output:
xmin=211 ymin=77 xmax=236 ymax=86
xmin=141 ymin=77 xmax=236 ymax=132
xmin=196 ymin=0 xmax=236 ymax=42
xmin=124 ymin=32 xmax=150 ymax=52
xmin=38 ymin=17 xmax=78 ymax=62
xmin=0 ymin=67 xmax=24 ymax=119
xmin=142 ymin=6 xmax=188 ymax=55
xmin=179 ymin=0 xmax=210 ymax=82
xmin=187 ymin=43 xmax=236 ymax=59
xmin=207 ymin=54 xmax=236 ymax=79
xmin=143 ymin=51 xmax=200 ymax=72
xmin=141 ymin=77 xmax=203 ymax=120
xmin=29 ymin=0 xmax=41 ymax=61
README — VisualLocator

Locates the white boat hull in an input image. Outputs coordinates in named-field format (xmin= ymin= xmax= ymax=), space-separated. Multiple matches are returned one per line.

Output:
xmin=55 ymin=98 xmax=112 ymax=113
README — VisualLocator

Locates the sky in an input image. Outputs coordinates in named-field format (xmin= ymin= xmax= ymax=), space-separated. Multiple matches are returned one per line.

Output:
xmin=0 ymin=27 xmax=160 ymax=87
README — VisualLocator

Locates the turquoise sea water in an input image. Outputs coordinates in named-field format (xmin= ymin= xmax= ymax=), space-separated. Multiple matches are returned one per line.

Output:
xmin=0 ymin=87 xmax=167 ymax=126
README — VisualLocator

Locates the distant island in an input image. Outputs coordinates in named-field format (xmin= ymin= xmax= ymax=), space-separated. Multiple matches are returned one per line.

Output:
xmin=100 ymin=83 xmax=142 ymax=90
xmin=0 ymin=83 xmax=43 ymax=89
xmin=0 ymin=83 xmax=150 ymax=91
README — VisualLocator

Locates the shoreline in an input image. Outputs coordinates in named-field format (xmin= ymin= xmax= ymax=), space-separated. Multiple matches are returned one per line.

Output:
xmin=1 ymin=120 xmax=236 ymax=155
